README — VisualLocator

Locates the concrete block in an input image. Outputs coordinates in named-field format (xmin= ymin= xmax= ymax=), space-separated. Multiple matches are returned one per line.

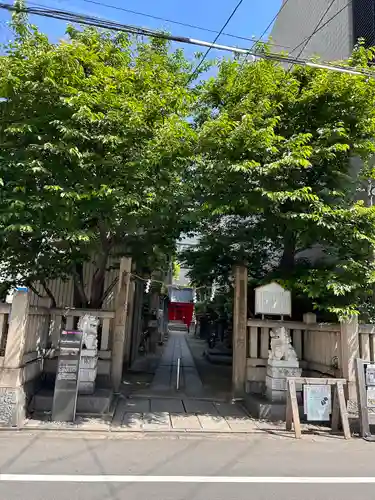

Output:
xmin=121 ymin=412 xmax=143 ymax=430
xmin=80 ymin=357 xmax=97 ymax=369
xmin=150 ymin=398 xmax=185 ymax=413
xmin=265 ymin=388 xmax=288 ymax=403
xmin=266 ymin=365 xmax=302 ymax=378
xmin=197 ymin=414 xmax=231 ymax=431
xmin=79 ymin=369 xmax=97 ymax=382
xmin=78 ymin=381 xmax=95 ymax=394
xmin=143 ymin=412 xmax=171 ymax=430
xmin=244 ymin=393 xmax=304 ymax=422
xmin=170 ymin=413 xmax=202 ymax=430
xmin=183 ymin=400 xmax=218 ymax=415
xmin=265 ymin=376 xmax=303 ymax=392
xmin=122 ymin=398 xmax=150 ymax=413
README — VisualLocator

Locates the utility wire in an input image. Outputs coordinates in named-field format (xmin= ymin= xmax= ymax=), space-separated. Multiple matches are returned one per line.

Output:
xmin=0 ymin=2 xmax=373 ymax=78
xmin=188 ymin=0 xmax=244 ymax=82
xmin=292 ymin=0 xmax=338 ymax=60
xmin=58 ymin=0 xmax=292 ymax=49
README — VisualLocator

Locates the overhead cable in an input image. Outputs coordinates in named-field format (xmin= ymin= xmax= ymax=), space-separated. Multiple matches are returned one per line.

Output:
xmin=61 ymin=0 xmax=292 ymax=48
xmin=0 ymin=2 xmax=374 ymax=79
xmin=188 ymin=0 xmax=244 ymax=82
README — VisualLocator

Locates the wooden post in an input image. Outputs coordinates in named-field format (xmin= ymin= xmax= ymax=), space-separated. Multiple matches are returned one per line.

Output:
xmin=4 ymin=290 xmax=30 ymax=368
xmin=232 ymin=264 xmax=248 ymax=399
xmin=129 ymin=280 xmax=144 ymax=366
xmin=123 ymin=280 xmax=135 ymax=366
xmin=149 ymin=291 xmax=160 ymax=353
xmin=340 ymin=315 xmax=360 ymax=402
xmin=111 ymin=257 xmax=132 ymax=392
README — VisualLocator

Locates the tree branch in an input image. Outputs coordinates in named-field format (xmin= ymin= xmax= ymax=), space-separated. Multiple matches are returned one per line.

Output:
xmin=41 ymin=280 xmax=57 ymax=308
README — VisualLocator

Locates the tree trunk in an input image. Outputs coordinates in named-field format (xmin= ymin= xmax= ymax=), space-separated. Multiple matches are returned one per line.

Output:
xmin=73 ymin=263 xmax=88 ymax=308
xmin=279 ymin=230 xmax=296 ymax=272
xmin=89 ymin=247 xmax=111 ymax=309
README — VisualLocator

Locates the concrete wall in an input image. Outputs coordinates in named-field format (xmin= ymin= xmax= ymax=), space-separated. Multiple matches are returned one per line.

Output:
xmin=271 ymin=0 xmax=353 ymax=61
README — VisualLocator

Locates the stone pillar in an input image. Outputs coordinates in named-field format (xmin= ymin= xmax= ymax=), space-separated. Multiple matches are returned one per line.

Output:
xmin=111 ymin=257 xmax=132 ymax=393
xmin=0 ymin=289 xmax=30 ymax=427
xmin=340 ymin=315 xmax=360 ymax=402
xmin=232 ymin=265 xmax=248 ymax=399
xmin=78 ymin=315 xmax=99 ymax=395
xmin=303 ymin=312 xmax=317 ymax=325
xmin=3 ymin=290 xmax=30 ymax=368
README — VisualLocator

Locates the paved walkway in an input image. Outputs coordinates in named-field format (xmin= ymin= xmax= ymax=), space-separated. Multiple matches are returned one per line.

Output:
xmin=150 ymin=328 xmax=204 ymax=397
xmin=108 ymin=326 xmax=257 ymax=432
xmin=111 ymin=396 xmax=256 ymax=432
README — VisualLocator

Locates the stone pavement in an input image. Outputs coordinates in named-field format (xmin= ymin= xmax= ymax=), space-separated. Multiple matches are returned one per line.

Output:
xmin=109 ymin=326 xmax=258 ymax=432
xmin=111 ymin=396 xmax=256 ymax=432
xmin=149 ymin=328 xmax=204 ymax=397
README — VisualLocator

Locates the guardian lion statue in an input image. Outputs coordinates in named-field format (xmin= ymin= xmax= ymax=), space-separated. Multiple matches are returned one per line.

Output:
xmin=268 ymin=326 xmax=298 ymax=362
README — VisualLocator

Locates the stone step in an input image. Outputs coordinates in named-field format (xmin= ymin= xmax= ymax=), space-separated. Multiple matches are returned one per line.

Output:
xmin=30 ymin=388 xmax=113 ymax=415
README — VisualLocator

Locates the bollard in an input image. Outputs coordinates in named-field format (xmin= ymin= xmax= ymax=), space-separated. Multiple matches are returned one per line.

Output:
xmin=176 ymin=357 xmax=181 ymax=390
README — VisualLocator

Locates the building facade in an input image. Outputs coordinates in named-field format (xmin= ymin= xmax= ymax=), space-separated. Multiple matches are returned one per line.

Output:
xmin=271 ymin=0 xmax=375 ymax=61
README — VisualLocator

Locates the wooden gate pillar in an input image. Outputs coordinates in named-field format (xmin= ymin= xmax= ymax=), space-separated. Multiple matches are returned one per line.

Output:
xmin=232 ymin=264 xmax=248 ymax=399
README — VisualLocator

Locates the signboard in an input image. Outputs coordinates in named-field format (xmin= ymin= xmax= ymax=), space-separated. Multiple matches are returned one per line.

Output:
xmin=303 ymin=385 xmax=331 ymax=421
xmin=355 ymin=359 xmax=375 ymax=440
xmin=255 ymin=282 xmax=291 ymax=316
xmin=52 ymin=330 xmax=83 ymax=422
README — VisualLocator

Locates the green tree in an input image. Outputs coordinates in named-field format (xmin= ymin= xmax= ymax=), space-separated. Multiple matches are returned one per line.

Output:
xmin=187 ymin=44 xmax=375 ymax=317
xmin=0 ymin=20 xmax=198 ymax=307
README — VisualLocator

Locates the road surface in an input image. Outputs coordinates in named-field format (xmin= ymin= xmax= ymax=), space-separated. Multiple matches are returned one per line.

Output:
xmin=1 ymin=431 xmax=375 ymax=499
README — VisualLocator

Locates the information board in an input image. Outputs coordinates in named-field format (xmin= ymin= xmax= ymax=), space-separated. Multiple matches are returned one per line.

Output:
xmin=52 ymin=330 xmax=83 ymax=422
xmin=254 ymin=282 xmax=291 ymax=316
xmin=303 ymin=385 xmax=331 ymax=421
xmin=355 ymin=358 xmax=375 ymax=440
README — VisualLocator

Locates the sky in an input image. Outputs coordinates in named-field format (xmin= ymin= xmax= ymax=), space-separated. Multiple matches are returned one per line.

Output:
xmin=0 ymin=0 xmax=282 ymax=61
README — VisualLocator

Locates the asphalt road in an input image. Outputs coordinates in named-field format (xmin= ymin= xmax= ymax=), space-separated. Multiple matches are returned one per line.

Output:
xmin=1 ymin=431 xmax=375 ymax=500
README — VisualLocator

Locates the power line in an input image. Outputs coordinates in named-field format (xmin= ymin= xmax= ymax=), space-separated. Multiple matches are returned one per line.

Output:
xmin=0 ymin=2 xmax=373 ymax=78
xmin=293 ymin=0 xmax=338 ymax=60
xmin=59 ymin=0 xmax=292 ymax=49
xmin=188 ymin=0 xmax=244 ymax=82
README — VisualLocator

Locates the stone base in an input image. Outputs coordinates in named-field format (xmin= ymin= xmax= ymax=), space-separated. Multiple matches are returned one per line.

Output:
xmin=265 ymin=359 xmax=302 ymax=403
xmin=265 ymin=387 xmax=302 ymax=403
xmin=30 ymin=388 xmax=113 ymax=415
xmin=78 ymin=381 xmax=95 ymax=395
xmin=0 ymin=387 xmax=26 ymax=427
xmin=244 ymin=392 xmax=304 ymax=421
